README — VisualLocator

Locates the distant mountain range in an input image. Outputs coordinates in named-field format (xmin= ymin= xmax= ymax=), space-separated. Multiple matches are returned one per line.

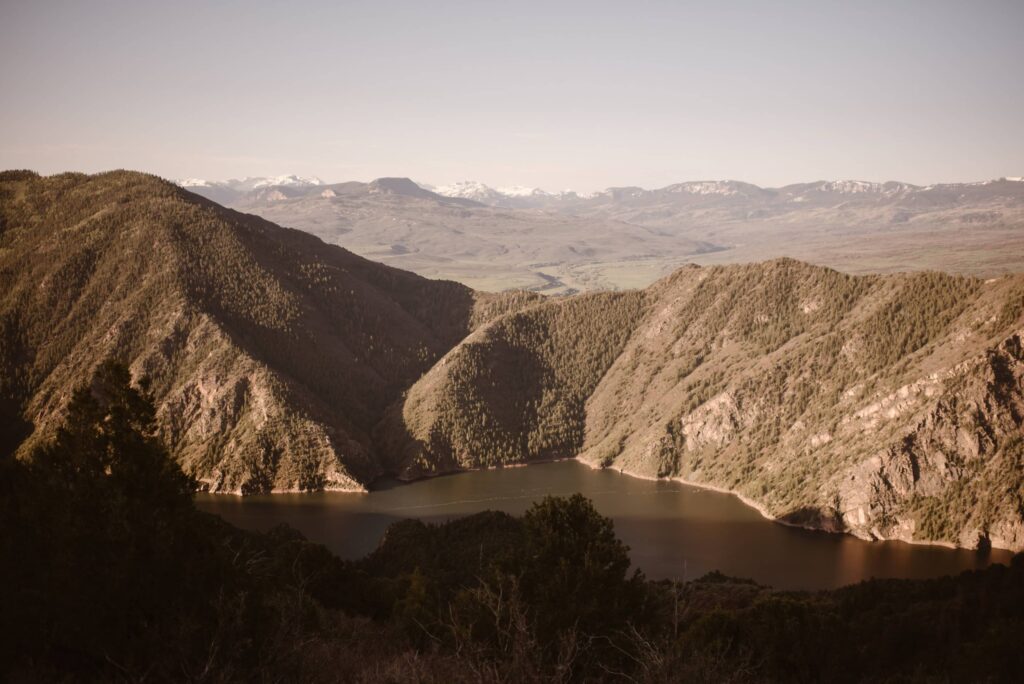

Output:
xmin=176 ymin=174 xmax=1024 ymax=293
xmin=177 ymin=175 xmax=324 ymax=206
xmin=423 ymin=180 xmax=577 ymax=206
xmin=179 ymin=175 xmax=721 ymax=294
xmin=179 ymin=174 xmax=1024 ymax=209
xmin=3 ymin=170 xmax=1023 ymax=553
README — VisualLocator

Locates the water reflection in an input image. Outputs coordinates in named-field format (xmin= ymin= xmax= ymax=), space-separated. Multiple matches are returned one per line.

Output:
xmin=196 ymin=460 xmax=1009 ymax=590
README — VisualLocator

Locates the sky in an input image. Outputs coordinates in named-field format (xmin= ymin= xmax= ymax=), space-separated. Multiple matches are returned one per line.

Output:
xmin=1 ymin=0 xmax=1021 ymax=192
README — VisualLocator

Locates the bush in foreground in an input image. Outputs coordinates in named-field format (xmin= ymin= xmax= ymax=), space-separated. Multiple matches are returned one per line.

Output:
xmin=2 ymin=362 xmax=1023 ymax=682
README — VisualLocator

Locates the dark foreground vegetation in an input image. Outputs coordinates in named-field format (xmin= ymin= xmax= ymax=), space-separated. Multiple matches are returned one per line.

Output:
xmin=2 ymin=363 xmax=1023 ymax=682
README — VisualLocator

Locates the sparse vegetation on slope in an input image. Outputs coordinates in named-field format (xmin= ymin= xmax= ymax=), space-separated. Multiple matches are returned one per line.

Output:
xmin=0 ymin=170 xmax=531 ymax=492
xmin=387 ymin=259 xmax=1024 ymax=550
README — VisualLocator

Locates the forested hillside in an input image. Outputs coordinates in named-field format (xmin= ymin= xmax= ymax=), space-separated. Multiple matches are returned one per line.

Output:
xmin=3 ymin=170 xmax=1022 ymax=551
xmin=377 ymin=290 xmax=647 ymax=475
xmin=0 ymin=170 xmax=533 ymax=492
xmin=387 ymin=260 xmax=1024 ymax=551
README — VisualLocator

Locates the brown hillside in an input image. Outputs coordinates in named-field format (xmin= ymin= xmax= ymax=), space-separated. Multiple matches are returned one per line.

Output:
xmin=376 ymin=290 xmax=647 ymax=476
xmin=0 ymin=170 xmax=534 ymax=492
xmin=385 ymin=259 xmax=1024 ymax=550
xmin=4 ymin=170 xmax=1022 ymax=551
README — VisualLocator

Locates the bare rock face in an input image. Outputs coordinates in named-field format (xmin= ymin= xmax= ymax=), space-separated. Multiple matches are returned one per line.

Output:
xmin=150 ymin=329 xmax=367 ymax=494
xmin=838 ymin=332 xmax=1024 ymax=547
xmin=680 ymin=391 xmax=751 ymax=451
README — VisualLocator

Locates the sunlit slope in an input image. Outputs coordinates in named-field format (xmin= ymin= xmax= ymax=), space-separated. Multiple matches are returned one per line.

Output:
xmin=198 ymin=176 xmax=1024 ymax=292
xmin=385 ymin=259 xmax=1024 ymax=550
xmin=0 ymin=170 xmax=532 ymax=492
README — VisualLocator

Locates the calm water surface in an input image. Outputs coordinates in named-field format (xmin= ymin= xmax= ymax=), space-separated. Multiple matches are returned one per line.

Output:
xmin=196 ymin=460 xmax=1010 ymax=590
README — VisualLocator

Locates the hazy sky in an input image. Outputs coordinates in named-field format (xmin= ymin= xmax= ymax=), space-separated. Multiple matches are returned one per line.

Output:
xmin=1 ymin=0 xmax=1021 ymax=191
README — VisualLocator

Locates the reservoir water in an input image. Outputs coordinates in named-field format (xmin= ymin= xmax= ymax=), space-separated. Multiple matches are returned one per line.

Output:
xmin=195 ymin=459 xmax=1011 ymax=590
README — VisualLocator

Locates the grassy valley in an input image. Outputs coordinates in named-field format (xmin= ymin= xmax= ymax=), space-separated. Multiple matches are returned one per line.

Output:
xmin=193 ymin=176 xmax=1024 ymax=293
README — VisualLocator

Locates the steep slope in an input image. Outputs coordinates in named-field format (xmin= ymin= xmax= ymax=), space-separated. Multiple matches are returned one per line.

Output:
xmin=5 ymin=170 xmax=1023 ymax=550
xmin=376 ymin=291 xmax=647 ymax=476
xmin=0 ymin=170 xmax=534 ymax=492
xmin=384 ymin=259 xmax=1024 ymax=550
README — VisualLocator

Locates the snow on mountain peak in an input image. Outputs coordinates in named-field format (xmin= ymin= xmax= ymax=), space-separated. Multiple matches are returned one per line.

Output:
xmin=432 ymin=180 xmax=556 ymax=201
xmin=176 ymin=178 xmax=213 ymax=187
xmin=812 ymin=180 xmax=915 ymax=195
xmin=174 ymin=175 xmax=323 ymax=191
xmin=666 ymin=181 xmax=741 ymax=196
xmin=248 ymin=175 xmax=322 ymax=188
xmin=818 ymin=180 xmax=882 ymax=194
xmin=496 ymin=185 xmax=551 ymax=198
xmin=432 ymin=180 xmax=496 ymax=199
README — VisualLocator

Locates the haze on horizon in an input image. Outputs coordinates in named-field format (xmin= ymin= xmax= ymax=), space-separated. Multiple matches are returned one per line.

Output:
xmin=1 ymin=0 xmax=1021 ymax=192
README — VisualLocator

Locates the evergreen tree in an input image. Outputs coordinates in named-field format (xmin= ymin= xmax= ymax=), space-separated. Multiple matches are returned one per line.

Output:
xmin=3 ymin=361 xmax=214 ymax=675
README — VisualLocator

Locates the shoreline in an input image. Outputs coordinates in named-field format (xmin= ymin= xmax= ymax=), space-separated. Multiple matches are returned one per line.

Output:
xmin=578 ymin=458 xmax=990 ymax=552
xmin=196 ymin=456 xmax=1012 ymax=554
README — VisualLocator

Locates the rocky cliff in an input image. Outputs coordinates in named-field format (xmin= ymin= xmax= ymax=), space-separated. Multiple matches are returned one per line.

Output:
xmin=385 ymin=260 xmax=1024 ymax=550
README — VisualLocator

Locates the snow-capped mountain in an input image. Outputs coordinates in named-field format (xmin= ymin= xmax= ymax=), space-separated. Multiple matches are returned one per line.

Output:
xmin=429 ymin=180 xmax=506 ymax=203
xmin=176 ymin=178 xmax=216 ymax=188
xmin=497 ymin=185 xmax=553 ymax=198
xmin=177 ymin=174 xmax=1023 ymax=216
xmin=176 ymin=175 xmax=322 ymax=191
xmin=430 ymin=180 xmax=557 ymax=205
xmin=809 ymin=180 xmax=917 ymax=195
xmin=248 ymin=174 xmax=322 ymax=189
xmin=665 ymin=180 xmax=747 ymax=196
xmin=175 ymin=175 xmax=324 ymax=205
xmin=173 ymin=172 xmax=1023 ymax=297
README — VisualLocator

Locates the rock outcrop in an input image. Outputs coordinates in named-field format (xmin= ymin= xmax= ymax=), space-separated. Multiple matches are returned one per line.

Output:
xmin=386 ymin=260 xmax=1024 ymax=550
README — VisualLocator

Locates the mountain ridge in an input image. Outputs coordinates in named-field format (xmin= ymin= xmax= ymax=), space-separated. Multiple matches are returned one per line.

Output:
xmin=381 ymin=258 xmax=1024 ymax=551
xmin=180 ymin=173 xmax=1024 ymax=294
xmin=178 ymin=174 xmax=1024 ymax=205
xmin=0 ymin=170 xmax=538 ymax=493
xmin=3 ymin=170 xmax=1023 ymax=552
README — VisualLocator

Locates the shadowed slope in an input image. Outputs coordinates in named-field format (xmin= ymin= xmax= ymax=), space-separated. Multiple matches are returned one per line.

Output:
xmin=376 ymin=290 xmax=647 ymax=476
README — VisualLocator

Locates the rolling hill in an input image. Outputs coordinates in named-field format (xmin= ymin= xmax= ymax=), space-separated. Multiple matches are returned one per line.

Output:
xmin=184 ymin=175 xmax=1024 ymax=293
